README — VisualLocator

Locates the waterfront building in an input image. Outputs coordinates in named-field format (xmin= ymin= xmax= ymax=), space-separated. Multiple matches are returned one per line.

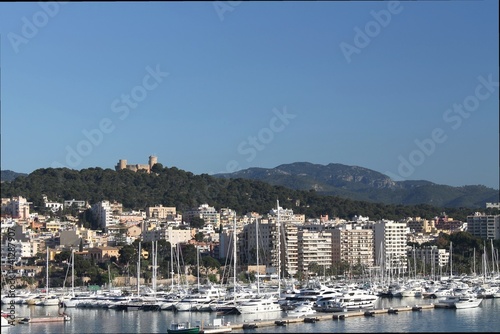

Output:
xmin=331 ymin=224 xmax=374 ymax=272
xmin=373 ymin=220 xmax=409 ymax=274
xmin=411 ymin=245 xmax=449 ymax=277
xmin=282 ymin=222 xmax=299 ymax=278
xmin=297 ymin=229 xmax=332 ymax=277
xmin=467 ymin=212 xmax=500 ymax=240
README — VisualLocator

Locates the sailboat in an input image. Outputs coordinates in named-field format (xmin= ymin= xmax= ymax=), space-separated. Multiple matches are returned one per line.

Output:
xmin=39 ymin=247 xmax=60 ymax=306
xmin=61 ymin=250 xmax=78 ymax=308
xmin=236 ymin=201 xmax=282 ymax=314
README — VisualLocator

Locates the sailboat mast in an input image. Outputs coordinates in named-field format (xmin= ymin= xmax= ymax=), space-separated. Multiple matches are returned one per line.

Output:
xmin=450 ymin=241 xmax=453 ymax=278
xmin=171 ymin=244 xmax=174 ymax=292
xmin=277 ymin=199 xmax=281 ymax=295
xmin=152 ymin=240 xmax=157 ymax=297
xmin=196 ymin=246 xmax=200 ymax=290
xmin=473 ymin=248 xmax=476 ymax=276
xmin=71 ymin=249 xmax=75 ymax=296
xmin=233 ymin=215 xmax=237 ymax=301
xmin=137 ymin=241 xmax=141 ymax=296
xmin=46 ymin=246 xmax=49 ymax=297
xmin=256 ymin=218 xmax=260 ymax=295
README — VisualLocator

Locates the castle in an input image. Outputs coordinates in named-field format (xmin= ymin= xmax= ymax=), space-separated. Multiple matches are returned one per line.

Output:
xmin=115 ymin=155 xmax=158 ymax=173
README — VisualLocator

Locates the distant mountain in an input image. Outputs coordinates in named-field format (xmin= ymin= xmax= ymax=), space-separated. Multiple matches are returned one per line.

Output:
xmin=1 ymin=170 xmax=28 ymax=182
xmin=214 ymin=162 xmax=499 ymax=208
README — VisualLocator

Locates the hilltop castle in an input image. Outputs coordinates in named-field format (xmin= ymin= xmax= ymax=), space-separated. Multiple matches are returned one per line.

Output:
xmin=115 ymin=155 xmax=158 ymax=173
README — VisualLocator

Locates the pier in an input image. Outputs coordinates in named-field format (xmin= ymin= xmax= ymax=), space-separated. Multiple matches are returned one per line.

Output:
xmin=227 ymin=304 xmax=435 ymax=331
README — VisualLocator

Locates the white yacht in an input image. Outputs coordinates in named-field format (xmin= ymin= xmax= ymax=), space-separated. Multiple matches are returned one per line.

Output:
xmin=286 ymin=301 xmax=316 ymax=318
xmin=453 ymin=296 xmax=483 ymax=309
xmin=318 ymin=289 xmax=379 ymax=312
xmin=235 ymin=296 xmax=282 ymax=314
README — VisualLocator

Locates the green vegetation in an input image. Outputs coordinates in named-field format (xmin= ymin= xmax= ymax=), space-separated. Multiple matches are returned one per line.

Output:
xmin=1 ymin=166 xmax=489 ymax=222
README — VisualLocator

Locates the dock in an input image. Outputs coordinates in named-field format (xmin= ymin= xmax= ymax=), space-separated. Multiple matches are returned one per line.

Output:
xmin=227 ymin=304 xmax=435 ymax=331
xmin=28 ymin=316 xmax=69 ymax=323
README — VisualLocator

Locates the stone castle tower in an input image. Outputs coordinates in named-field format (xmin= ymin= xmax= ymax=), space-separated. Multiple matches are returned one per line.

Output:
xmin=115 ymin=155 xmax=158 ymax=173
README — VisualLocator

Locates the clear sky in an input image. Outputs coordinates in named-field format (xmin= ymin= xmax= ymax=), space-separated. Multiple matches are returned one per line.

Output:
xmin=1 ymin=1 xmax=498 ymax=189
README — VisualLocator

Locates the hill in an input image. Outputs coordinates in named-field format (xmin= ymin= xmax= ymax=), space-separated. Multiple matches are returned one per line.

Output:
xmin=1 ymin=170 xmax=28 ymax=182
xmin=0 ymin=166 xmax=484 ymax=222
xmin=214 ymin=162 xmax=499 ymax=208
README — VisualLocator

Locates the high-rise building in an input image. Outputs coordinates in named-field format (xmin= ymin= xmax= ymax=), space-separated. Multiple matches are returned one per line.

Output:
xmin=373 ymin=220 xmax=409 ymax=274
xmin=467 ymin=212 xmax=500 ymax=240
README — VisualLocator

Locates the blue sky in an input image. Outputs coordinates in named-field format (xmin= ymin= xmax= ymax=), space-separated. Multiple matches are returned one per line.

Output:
xmin=1 ymin=1 xmax=498 ymax=189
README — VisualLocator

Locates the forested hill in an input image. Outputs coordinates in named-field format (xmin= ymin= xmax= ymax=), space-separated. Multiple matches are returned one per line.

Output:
xmin=215 ymin=162 xmax=499 ymax=208
xmin=0 ymin=166 xmax=486 ymax=222
xmin=1 ymin=170 xmax=28 ymax=182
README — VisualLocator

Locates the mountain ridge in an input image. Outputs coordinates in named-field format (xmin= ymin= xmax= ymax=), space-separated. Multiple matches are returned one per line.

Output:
xmin=214 ymin=162 xmax=499 ymax=208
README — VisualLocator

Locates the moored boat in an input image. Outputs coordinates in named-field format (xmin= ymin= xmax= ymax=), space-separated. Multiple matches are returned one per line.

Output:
xmin=167 ymin=322 xmax=200 ymax=334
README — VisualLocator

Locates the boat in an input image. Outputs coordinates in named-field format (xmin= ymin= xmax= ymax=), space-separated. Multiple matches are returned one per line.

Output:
xmin=167 ymin=322 xmax=200 ymax=334
xmin=235 ymin=296 xmax=282 ymax=314
xmin=286 ymin=301 xmax=316 ymax=318
xmin=1 ymin=316 xmax=11 ymax=327
xmin=38 ymin=247 xmax=62 ymax=306
xmin=453 ymin=296 xmax=483 ymax=309
xmin=316 ymin=289 xmax=379 ymax=312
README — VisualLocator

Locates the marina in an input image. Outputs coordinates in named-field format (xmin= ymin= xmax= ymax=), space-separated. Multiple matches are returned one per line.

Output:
xmin=1 ymin=295 xmax=499 ymax=333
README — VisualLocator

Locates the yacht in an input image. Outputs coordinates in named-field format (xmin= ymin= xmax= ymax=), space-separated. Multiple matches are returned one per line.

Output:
xmin=317 ymin=289 xmax=379 ymax=312
xmin=174 ymin=285 xmax=225 ymax=311
xmin=235 ymin=296 xmax=282 ymax=314
xmin=286 ymin=301 xmax=317 ymax=318
xmin=453 ymin=296 xmax=483 ymax=309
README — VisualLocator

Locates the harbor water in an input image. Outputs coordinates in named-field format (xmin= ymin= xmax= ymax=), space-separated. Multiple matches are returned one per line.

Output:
xmin=2 ymin=297 xmax=499 ymax=333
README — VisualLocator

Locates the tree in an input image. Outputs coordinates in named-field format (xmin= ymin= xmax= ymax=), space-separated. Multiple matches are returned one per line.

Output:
xmin=194 ymin=232 xmax=204 ymax=242
xmin=190 ymin=217 xmax=205 ymax=229
xmin=201 ymin=255 xmax=221 ymax=279
xmin=119 ymin=244 xmax=137 ymax=265
xmin=151 ymin=163 xmax=164 ymax=173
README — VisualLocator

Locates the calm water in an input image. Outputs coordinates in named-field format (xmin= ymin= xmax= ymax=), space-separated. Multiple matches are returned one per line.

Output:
xmin=2 ymin=297 xmax=499 ymax=333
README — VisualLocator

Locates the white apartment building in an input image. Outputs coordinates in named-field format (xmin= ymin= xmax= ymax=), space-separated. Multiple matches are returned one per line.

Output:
xmin=91 ymin=200 xmax=115 ymax=229
xmin=297 ymin=229 xmax=332 ymax=277
xmin=373 ymin=220 xmax=409 ymax=274
xmin=331 ymin=224 xmax=374 ymax=270
xmin=184 ymin=203 xmax=220 ymax=226
xmin=43 ymin=195 xmax=64 ymax=212
xmin=467 ymin=212 xmax=500 ymax=240
xmin=0 ymin=239 xmax=39 ymax=266
xmin=141 ymin=226 xmax=192 ymax=246
xmin=268 ymin=205 xmax=295 ymax=223
xmin=411 ymin=246 xmax=449 ymax=276
xmin=3 ymin=196 xmax=30 ymax=219
xmin=282 ymin=222 xmax=299 ymax=278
